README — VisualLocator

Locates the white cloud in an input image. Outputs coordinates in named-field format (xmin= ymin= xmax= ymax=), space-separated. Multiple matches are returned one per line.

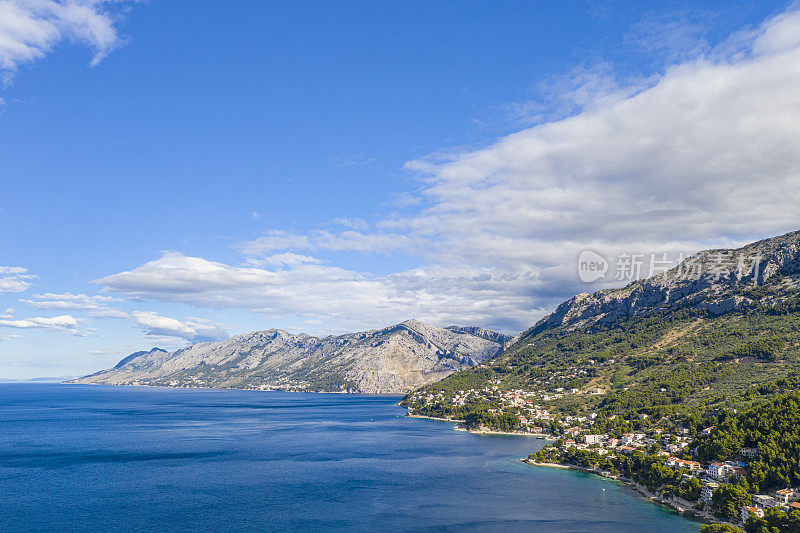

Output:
xmin=20 ymin=292 xmax=128 ymax=318
xmin=624 ymin=12 xmax=710 ymax=64
xmin=238 ymin=229 xmax=409 ymax=255
xmin=397 ymin=12 xmax=800 ymax=266
xmin=310 ymin=230 xmax=409 ymax=253
xmin=504 ymin=61 xmax=651 ymax=127
xmin=95 ymin=252 xmax=546 ymax=333
xmin=132 ymin=311 xmax=229 ymax=343
xmin=0 ymin=314 xmax=87 ymax=335
xmin=97 ymin=251 xmax=276 ymax=293
xmin=387 ymin=191 xmax=422 ymax=208
xmin=96 ymin=9 xmax=800 ymax=334
xmin=0 ymin=0 xmax=127 ymax=81
xmin=236 ymin=231 xmax=310 ymax=255
xmin=248 ymin=252 xmax=322 ymax=267
xmin=0 ymin=266 xmax=34 ymax=292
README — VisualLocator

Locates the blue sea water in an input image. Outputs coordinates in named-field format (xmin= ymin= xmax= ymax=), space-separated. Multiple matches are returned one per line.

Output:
xmin=0 ymin=384 xmax=700 ymax=532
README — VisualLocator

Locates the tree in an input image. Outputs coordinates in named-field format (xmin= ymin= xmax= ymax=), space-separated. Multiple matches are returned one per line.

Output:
xmin=674 ymin=477 xmax=701 ymax=501
xmin=744 ymin=507 xmax=800 ymax=533
xmin=711 ymin=483 xmax=751 ymax=521
xmin=701 ymin=524 xmax=745 ymax=533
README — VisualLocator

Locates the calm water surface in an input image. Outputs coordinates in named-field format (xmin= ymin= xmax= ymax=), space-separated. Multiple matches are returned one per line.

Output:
xmin=0 ymin=384 xmax=700 ymax=532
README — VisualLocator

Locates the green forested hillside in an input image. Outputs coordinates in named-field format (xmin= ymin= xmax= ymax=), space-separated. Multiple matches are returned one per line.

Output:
xmin=695 ymin=390 xmax=800 ymax=491
xmin=404 ymin=231 xmax=800 ymax=423
xmin=404 ymin=305 xmax=800 ymax=421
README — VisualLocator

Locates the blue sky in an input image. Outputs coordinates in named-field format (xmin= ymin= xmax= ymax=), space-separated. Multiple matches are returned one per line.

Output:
xmin=1 ymin=0 xmax=799 ymax=378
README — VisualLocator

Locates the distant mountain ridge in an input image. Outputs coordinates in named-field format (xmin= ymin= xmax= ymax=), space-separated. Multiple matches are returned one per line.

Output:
xmin=70 ymin=320 xmax=510 ymax=394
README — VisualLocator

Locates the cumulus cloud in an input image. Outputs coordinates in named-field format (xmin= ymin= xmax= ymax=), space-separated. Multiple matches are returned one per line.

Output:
xmin=20 ymin=292 xmax=128 ymax=318
xmin=0 ymin=0 xmax=127 ymax=82
xmin=398 ymin=10 xmax=800 ymax=279
xmin=0 ymin=266 xmax=35 ymax=292
xmin=96 ymin=9 xmax=800 ymax=334
xmin=96 ymin=252 xmax=548 ymax=333
xmin=98 ymin=252 xmax=276 ymax=294
xmin=0 ymin=313 xmax=87 ymax=335
xmin=131 ymin=311 xmax=229 ymax=343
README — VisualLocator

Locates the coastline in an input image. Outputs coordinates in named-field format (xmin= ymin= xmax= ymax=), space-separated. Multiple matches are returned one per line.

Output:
xmin=522 ymin=459 xmax=723 ymax=526
xmin=404 ymin=412 xmax=553 ymax=438
xmin=455 ymin=426 xmax=552 ymax=438
xmin=404 ymin=413 xmax=465 ymax=423
xmin=62 ymin=381 xmax=403 ymax=396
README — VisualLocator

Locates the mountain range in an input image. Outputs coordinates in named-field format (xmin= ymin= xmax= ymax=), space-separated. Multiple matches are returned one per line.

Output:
xmin=406 ymin=229 xmax=800 ymax=417
xmin=70 ymin=320 xmax=509 ymax=394
xmin=73 ymin=229 xmax=800 ymax=403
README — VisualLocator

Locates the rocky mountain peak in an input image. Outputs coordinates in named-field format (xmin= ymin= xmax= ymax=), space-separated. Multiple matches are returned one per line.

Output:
xmin=524 ymin=230 xmax=800 ymax=336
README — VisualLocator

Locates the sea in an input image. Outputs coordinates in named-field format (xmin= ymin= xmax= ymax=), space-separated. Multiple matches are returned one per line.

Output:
xmin=0 ymin=384 xmax=700 ymax=532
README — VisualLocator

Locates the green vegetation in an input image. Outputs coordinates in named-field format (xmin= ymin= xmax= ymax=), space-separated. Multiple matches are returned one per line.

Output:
xmin=701 ymin=525 xmax=744 ymax=533
xmin=696 ymin=391 xmax=800 ymax=492
xmin=531 ymin=446 xmax=690 ymax=492
xmin=744 ymin=507 xmax=800 ymax=533
xmin=530 ymin=388 xmax=800 ymax=533
xmin=404 ymin=303 xmax=800 ymax=430
xmin=712 ymin=484 xmax=752 ymax=521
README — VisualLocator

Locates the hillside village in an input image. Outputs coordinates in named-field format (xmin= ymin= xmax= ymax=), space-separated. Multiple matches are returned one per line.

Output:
xmin=542 ymin=431 xmax=796 ymax=515
xmin=406 ymin=375 xmax=800 ymax=531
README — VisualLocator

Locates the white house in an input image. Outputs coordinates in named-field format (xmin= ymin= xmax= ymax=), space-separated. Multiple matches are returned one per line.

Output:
xmin=774 ymin=488 xmax=798 ymax=504
xmin=709 ymin=462 xmax=734 ymax=480
xmin=701 ymin=481 xmax=719 ymax=502
xmin=740 ymin=447 xmax=758 ymax=458
xmin=665 ymin=457 xmax=703 ymax=472
xmin=741 ymin=506 xmax=764 ymax=522
xmin=583 ymin=434 xmax=606 ymax=445
xmin=753 ymin=495 xmax=778 ymax=508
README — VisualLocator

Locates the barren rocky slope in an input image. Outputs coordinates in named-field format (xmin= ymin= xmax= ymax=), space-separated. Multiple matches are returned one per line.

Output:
xmin=70 ymin=320 xmax=510 ymax=394
xmin=517 ymin=230 xmax=800 ymax=339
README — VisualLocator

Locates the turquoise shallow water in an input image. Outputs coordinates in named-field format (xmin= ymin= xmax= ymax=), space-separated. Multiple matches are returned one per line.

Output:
xmin=0 ymin=384 xmax=700 ymax=532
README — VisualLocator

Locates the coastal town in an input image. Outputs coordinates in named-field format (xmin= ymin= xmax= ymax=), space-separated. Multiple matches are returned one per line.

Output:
xmin=405 ymin=383 xmax=800 ymax=531
xmin=538 ymin=431 xmax=800 ymax=528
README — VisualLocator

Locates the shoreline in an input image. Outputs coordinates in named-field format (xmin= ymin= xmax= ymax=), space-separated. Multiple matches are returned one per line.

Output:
xmin=404 ymin=413 xmax=465 ymax=423
xmin=61 ymin=382 xmax=404 ymax=397
xmin=455 ymin=426 xmax=552 ymax=438
xmin=405 ymin=412 xmax=553 ymax=438
xmin=522 ymin=459 xmax=725 ymax=526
